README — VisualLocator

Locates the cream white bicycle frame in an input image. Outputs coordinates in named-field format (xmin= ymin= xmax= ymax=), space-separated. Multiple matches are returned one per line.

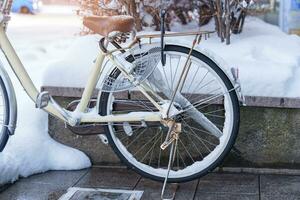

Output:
xmin=0 ymin=22 xmax=164 ymax=126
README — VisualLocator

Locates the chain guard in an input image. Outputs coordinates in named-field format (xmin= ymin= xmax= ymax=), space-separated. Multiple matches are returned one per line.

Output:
xmin=65 ymin=99 xmax=105 ymax=135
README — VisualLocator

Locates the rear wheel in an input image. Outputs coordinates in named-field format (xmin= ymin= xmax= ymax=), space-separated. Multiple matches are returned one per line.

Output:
xmin=99 ymin=45 xmax=240 ymax=182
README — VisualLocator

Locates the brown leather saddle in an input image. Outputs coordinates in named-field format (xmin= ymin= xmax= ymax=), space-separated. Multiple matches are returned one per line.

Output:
xmin=83 ymin=15 xmax=135 ymax=36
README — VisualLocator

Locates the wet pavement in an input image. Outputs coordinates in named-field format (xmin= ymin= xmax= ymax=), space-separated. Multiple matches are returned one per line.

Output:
xmin=1 ymin=166 xmax=300 ymax=200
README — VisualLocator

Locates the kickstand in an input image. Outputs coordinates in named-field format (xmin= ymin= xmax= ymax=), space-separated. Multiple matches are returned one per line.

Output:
xmin=161 ymin=139 xmax=177 ymax=200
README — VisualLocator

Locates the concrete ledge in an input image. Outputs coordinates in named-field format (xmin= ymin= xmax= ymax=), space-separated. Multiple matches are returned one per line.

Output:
xmin=42 ymin=86 xmax=300 ymax=109
xmin=45 ymin=86 xmax=300 ymax=168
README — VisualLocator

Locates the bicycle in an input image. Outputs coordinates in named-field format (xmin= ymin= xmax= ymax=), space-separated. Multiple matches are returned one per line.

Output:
xmin=0 ymin=0 xmax=244 ymax=186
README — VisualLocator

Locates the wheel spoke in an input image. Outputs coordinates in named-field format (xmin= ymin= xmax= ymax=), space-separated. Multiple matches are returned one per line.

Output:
xmin=103 ymin=46 xmax=237 ymax=181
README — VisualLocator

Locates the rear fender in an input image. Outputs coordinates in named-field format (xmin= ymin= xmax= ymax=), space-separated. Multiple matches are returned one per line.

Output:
xmin=0 ymin=61 xmax=17 ymax=135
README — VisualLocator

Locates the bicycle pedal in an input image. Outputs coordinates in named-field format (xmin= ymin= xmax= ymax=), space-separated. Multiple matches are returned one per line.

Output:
xmin=36 ymin=91 xmax=50 ymax=109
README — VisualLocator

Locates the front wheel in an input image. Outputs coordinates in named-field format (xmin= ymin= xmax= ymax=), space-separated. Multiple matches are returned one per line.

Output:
xmin=99 ymin=44 xmax=240 ymax=183
xmin=0 ymin=76 xmax=12 ymax=152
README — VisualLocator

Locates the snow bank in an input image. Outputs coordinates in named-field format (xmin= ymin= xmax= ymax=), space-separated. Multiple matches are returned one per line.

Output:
xmin=0 ymin=13 xmax=91 ymax=185
xmin=199 ymin=17 xmax=300 ymax=98
xmin=0 ymin=91 xmax=91 ymax=184
xmin=43 ymin=17 xmax=300 ymax=98
xmin=42 ymin=35 xmax=101 ymax=88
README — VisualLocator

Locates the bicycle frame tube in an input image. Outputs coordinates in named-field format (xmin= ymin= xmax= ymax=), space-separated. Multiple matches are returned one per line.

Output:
xmin=0 ymin=26 xmax=67 ymax=121
xmin=0 ymin=25 xmax=163 ymax=124
xmin=0 ymin=26 xmax=38 ymax=101
xmin=76 ymin=52 xmax=106 ymax=113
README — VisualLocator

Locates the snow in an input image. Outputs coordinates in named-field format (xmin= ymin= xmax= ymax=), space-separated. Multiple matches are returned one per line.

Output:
xmin=143 ymin=17 xmax=300 ymax=98
xmin=40 ymin=5 xmax=79 ymax=15
xmin=0 ymin=5 xmax=299 ymax=185
xmin=0 ymin=7 xmax=91 ymax=185
xmin=43 ymin=17 xmax=300 ymax=98
xmin=42 ymin=35 xmax=100 ymax=88
xmin=199 ymin=17 xmax=300 ymax=98
xmin=99 ymin=0 xmax=120 ymax=10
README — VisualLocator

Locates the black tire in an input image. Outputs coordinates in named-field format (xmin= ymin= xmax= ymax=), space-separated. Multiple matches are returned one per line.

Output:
xmin=99 ymin=45 xmax=240 ymax=183
xmin=0 ymin=77 xmax=10 ymax=152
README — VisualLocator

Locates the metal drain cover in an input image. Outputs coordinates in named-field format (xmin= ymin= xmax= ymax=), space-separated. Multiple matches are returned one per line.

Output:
xmin=59 ymin=187 xmax=143 ymax=200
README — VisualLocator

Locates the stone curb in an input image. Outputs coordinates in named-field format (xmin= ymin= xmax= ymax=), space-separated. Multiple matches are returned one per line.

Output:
xmin=42 ymin=86 xmax=300 ymax=109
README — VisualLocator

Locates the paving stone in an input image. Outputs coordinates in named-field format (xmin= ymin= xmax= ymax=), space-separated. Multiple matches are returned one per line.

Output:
xmin=0 ymin=181 xmax=66 ymax=200
xmin=194 ymin=173 xmax=259 ymax=200
xmin=174 ymin=180 xmax=198 ymax=200
xmin=0 ymin=170 xmax=87 ymax=200
xmin=196 ymin=173 xmax=259 ymax=194
xmin=261 ymin=194 xmax=300 ymax=200
xmin=260 ymin=175 xmax=300 ymax=199
xmin=194 ymin=193 xmax=259 ymax=200
xmin=134 ymin=178 xmax=177 ymax=200
xmin=5 ymin=168 xmax=300 ymax=200
xmin=75 ymin=167 xmax=140 ymax=189
xmin=19 ymin=169 xmax=88 ymax=187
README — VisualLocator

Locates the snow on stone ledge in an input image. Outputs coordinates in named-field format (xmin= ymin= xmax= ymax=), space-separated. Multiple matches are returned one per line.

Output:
xmin=200 ymin=17 xmax=300 ymax=98
xmin=42 ymin=17 xmax=300 ymax=98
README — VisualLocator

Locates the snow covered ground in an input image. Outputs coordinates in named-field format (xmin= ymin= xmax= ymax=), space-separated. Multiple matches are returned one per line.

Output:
xmin=199 ymin=18 xmax=300 ymax=98
xmin=42 ymin=17 xmax=300 ymax=98
xmin=0 ymin=6 xmax=91 ymax=185
xmin=0 ymin=5 xmax=299 ymax=185
xmin=150 ymin=18 xmax=300 ymax=98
